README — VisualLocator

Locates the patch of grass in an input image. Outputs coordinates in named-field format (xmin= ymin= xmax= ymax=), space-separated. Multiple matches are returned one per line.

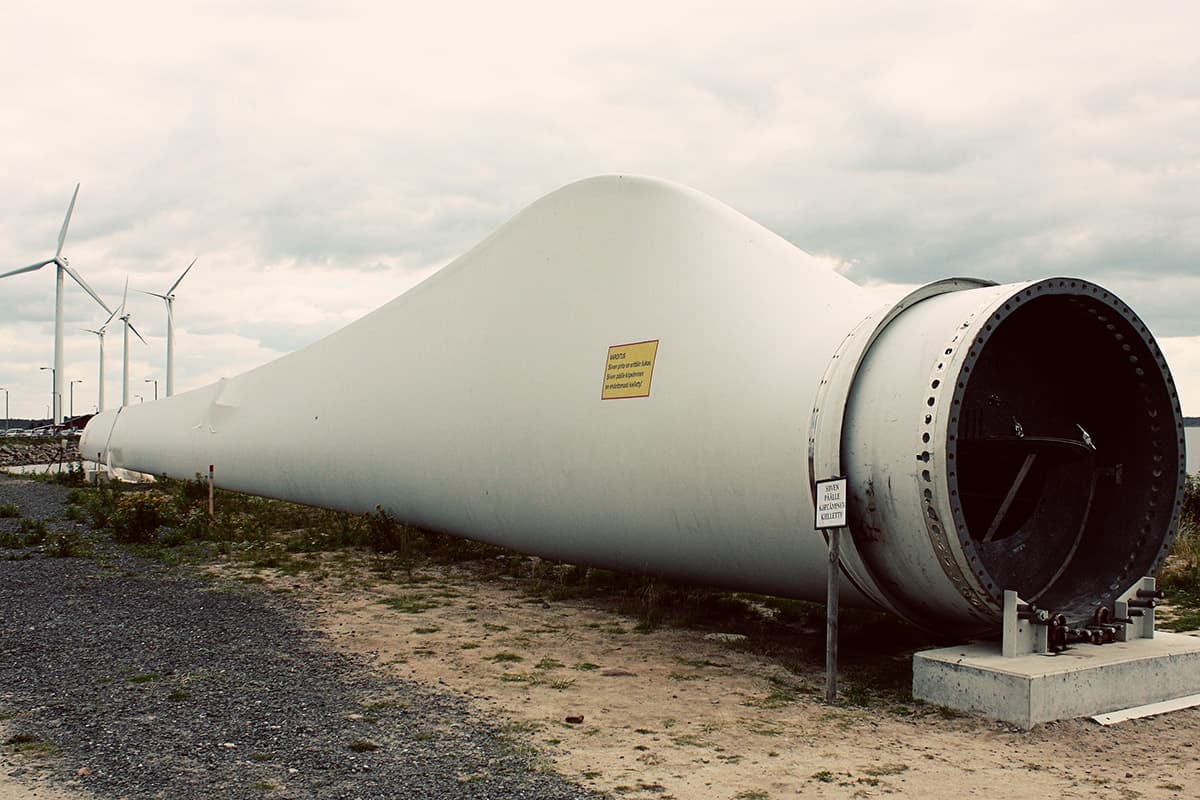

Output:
xmin=348 ymin=739 xmax=379 ymax=752
xmin=1160 ymin=475 xmax=1200 ymax=623
xmin=488 ymin=651 xmax=524 ymax=663
xmin=502 ymin=720 xmax=545 ymax=734
xmin=811 ymin=770 xmax=835 ymax=783
xmin=412 ymin=626 xmax=441 ymax=634
xmin=574 ymin=662 xmax=601 ymax=671
xmin=4 ymin=733 xmax=60 ymax=758
xmin=675 ymin=656 xmax=723 ymax=668
xmin=0 ymin=503 xmax=21 ymax=518
xmin=735 ymin=792 xmax=770 ymax=800
xmin=670 ymin=734 xmax=706 ymax=747
xmin=380 ymin=594 xmax=443 ymax=614
xmin=863 ymin=763 xmax=909 ymax=777
xmin=534 ymin=658 xmax=563 ymax=670
xmin=127 ymin=672 xmax=160 ymax=683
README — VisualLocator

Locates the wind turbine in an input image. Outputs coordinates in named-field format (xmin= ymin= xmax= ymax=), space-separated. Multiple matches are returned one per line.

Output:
xmin=115 ymin=277 xmax=147 ymax=407
xmin=83 ymin=306 xmax=120 ymax=412
xmin=140 ymin=257 xmax=197 ymax=397
xmin=0 ymin=184 xmax=112 ymax=425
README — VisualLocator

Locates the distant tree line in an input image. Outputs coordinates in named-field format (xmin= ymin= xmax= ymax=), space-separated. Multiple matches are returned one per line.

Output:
xmin=2 ymin=418 xmax=50 ymax=431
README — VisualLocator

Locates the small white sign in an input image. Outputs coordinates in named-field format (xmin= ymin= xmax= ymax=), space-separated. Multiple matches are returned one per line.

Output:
xmin=815 ymin=477 xmax=848 ymax=529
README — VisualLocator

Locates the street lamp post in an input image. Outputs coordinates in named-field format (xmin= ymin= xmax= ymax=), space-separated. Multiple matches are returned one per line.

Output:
xmin=39 ymin=366 xmax=55 ymax=425
xmin=70 ymin=379 xmax=83 ymax=419
xmin=145 ymin=378 xmax=158 ymax=401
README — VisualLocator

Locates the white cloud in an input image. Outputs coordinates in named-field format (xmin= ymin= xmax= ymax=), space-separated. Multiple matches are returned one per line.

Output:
xmin=2 ymin=2 xmax=1199 ymax=416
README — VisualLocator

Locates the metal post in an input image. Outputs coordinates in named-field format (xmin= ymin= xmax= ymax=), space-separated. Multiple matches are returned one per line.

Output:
xmin=208 ymin=464 xmax=215 ymax=518
xmin=825 ymin=526 xmax=840 ymax=703
xmin=39 ymin=366 xmax=54 ymax=426
xmin=70 ymin=379 xmax=83 ymax=419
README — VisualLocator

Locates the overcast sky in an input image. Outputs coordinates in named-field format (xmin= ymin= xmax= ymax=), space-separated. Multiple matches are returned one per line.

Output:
xmin=2 ymin=1 xmax=1198 ymax=421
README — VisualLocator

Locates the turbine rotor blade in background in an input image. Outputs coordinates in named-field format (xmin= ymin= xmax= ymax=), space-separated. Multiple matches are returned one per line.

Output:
xmin=138 ymin=289 xmax=169 ymax=300
xmin=128 ymin=320 xmax=148 ymax=345
xmin=56 ymin=183 xmax=80 ymax=259
xmin=167 ymin=257 xmax=198 ymax=295
xmin=0 ymin=259 xmax=53 ymax=279
xmin=63 ymin=263 xmax=114 ymax=315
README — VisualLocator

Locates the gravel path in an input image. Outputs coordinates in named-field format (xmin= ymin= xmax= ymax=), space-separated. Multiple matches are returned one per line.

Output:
xmin=0 ymin=475 xmax=606 ymax=799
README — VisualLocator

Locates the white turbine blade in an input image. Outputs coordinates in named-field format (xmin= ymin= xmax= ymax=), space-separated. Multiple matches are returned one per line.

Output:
xmin=91 ymin=306 xmax=119 ymax=334
xmin=0 ymin=259 xmax=53 ymax=279
xmin=129 ymin=320 xmax=148 ymax=345
xmin=167 ymin=257 xmax=198 ymax=294
xmin=138 ymin=289 xmax=169 ymax=300
xmin=63 ymin=263 xmax=114 ymax=315
xmin=56 ymin=183 xmax=80 ymax=259
xmin=119 ymin=275 xmax=129 ymax=315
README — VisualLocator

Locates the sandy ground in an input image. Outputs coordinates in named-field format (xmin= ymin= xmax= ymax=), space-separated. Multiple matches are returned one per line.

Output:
xmin=5 ymin=555 xmax=1200 ymax=799
xmin=242 ymin=559 xmax=1200 ymax=800
xmin=0 ymin=723 xmax=82 ymax=800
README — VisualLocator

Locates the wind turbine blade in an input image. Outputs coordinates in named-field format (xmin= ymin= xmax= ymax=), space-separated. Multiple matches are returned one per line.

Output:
xmin=63 ymin=263 xmax=114 ymax=315
xmin=138 ymin=289 xmax=169 ymax=300
xmin=0 ymin=259 xmax=53 ymax=279
xmin=56 ymin=183 xmax=80 ymax=259
xmin=119 ymin=275 xmax=129 ymax=315
xmin=129 ymin=320 xmax=148 ymax=345
xmin=167 ymin=257 xmax=198 ymax=294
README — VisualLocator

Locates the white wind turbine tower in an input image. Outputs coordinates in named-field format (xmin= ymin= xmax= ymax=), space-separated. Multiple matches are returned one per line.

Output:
xmin=115 ymin=277 xmax=147 ymax=407
xmin=140 ymin=257 xmax=197 ymax=397
xmin=0 ymin=184 xmax=112 ymax=424
xmin=83 ymin=306 xmax=119 ymax=412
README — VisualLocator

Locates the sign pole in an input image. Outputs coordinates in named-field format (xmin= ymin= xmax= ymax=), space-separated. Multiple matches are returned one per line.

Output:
xmin=814 ymin=476 xmax=848 ymax=705
xmin=825 ymin=525 xmax=840 ymax=703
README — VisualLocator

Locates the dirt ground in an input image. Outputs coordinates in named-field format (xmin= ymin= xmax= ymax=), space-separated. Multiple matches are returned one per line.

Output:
xmin=5 ymin=552 xmax=1199 ymax=799
xmin=226 ymin=558 xmax=1200 ymax=800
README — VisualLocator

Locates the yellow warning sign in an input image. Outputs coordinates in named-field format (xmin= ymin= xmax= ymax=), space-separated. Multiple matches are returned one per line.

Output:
xmin=602 ymin=340 xmax=659 ymax=400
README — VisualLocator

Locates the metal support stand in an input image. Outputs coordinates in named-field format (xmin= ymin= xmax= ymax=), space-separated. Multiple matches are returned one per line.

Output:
xmin=1000 ymin=576 xmax=1161 ymax=658
xmin=1001 ymin=590 xmax=1051 ymax=657
xmin=1115 ymin=576 xmax=1160 ymax=642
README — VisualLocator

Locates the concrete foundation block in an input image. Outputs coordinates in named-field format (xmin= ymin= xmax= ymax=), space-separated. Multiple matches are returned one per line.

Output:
xmin=913 ymin=631 xmax=1200 ymax=729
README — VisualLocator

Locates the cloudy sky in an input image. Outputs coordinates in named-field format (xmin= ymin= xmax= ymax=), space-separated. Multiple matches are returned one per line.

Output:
xmin=2 ymin=1 xmax=1198 ymax=420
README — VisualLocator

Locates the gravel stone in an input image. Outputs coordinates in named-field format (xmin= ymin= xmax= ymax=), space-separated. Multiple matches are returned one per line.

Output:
xmin=0 ymin=475 xmax=607 ymax=799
